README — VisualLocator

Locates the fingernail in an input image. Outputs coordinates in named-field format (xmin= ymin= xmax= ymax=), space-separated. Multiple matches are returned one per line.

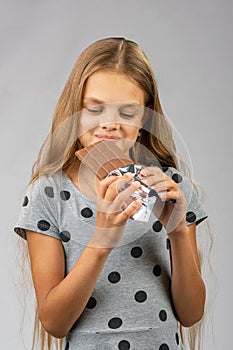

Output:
xmin=132 ymin=181 xmax=141 ymax=188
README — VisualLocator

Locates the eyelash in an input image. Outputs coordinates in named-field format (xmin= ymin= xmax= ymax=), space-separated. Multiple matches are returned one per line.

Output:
xmin=120 ymin=113 xmax=136 ymax=119
xmin=86 ymin=108 xmax=136 ymax=119
xmin=86 ymin=108 xmax=103 ymax=115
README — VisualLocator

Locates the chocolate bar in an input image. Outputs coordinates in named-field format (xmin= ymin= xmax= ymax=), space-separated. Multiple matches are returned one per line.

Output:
xmin=75 ymin=141 xmax=134 ymax=180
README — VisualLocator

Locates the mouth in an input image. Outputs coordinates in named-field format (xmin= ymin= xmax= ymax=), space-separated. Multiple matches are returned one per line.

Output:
xmin=95 ymin=135 xmax=120 ymax=141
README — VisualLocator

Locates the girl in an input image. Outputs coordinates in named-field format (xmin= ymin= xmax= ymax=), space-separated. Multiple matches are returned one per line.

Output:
xmin=14 ymin=37 xmax=208 ymax=350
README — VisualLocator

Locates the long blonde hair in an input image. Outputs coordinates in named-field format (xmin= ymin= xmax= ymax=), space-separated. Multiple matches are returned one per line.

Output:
xmin=18 ymin=37 xmax=213 ymax=349
xmin=30 ymin=37 xmax=178 ymax=185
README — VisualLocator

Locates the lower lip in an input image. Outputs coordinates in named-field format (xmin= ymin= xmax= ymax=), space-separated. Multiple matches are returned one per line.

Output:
xmin=96 ymin=137 xmax=120 ymax=142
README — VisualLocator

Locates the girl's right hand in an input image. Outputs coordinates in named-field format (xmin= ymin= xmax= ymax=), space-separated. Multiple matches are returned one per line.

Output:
xmin=88 ymin=174 xmax=142 ymax=249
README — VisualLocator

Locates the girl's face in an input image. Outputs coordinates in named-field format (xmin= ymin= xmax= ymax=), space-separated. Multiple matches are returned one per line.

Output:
xmin=79 ymin=70 xmax=145 ymax=154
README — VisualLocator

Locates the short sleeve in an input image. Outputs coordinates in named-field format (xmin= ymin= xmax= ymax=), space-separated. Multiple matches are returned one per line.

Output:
xmin=14 ymin=176 xmax=61 ymax=241
xmin=166 ymin=167 xmax=208 ymax=227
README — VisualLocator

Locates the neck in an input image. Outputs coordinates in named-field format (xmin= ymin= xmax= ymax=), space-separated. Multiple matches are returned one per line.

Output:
xmin=65 ymin=165 xmax=99 ymax=201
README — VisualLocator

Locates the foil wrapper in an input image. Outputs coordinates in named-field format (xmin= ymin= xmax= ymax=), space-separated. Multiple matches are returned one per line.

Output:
xmin=108 ymin=164 xmax=158 ymax=222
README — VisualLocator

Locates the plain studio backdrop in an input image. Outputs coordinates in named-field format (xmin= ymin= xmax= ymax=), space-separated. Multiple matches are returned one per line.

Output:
xmin=1 ymin=0 xmax=232 ymax=349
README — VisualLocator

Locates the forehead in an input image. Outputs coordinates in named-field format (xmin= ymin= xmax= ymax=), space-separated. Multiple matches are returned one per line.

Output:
xmin=83 ymin=70 xmax=145 ymax=105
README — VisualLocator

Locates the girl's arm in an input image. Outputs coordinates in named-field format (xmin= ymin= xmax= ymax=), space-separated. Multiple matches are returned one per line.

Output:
xmin=27 ymin=231 xmax=112 ymax=338
xmin=140 ymin=167 xmax=206 ymax=327
xmin=168 ymin=223 xmax=206 ymax=327
xmin=26 ymin=174 xmax=142 ymax=338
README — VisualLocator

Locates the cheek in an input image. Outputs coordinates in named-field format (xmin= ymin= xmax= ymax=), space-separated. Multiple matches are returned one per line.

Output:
xmin=125 ymin=125 xmax=140 ymax=140
xmin=78 ymin=115 xmax=98 ymax=139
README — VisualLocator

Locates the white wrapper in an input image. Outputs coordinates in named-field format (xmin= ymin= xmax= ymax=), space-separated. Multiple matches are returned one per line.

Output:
xmin=108 ymin=164 xmax=158 ymax=222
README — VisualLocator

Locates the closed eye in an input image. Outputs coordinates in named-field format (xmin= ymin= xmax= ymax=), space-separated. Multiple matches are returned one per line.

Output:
xmin=119 ymin=104 xmax=143 ymax=119
xmin=119 ymin=112 xmax=136 ymax=119
xmin=86 ymin=107 xmax=104 ymax=115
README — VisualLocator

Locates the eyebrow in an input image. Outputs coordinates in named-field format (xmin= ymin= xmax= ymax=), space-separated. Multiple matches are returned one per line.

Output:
xmin=83 ymin=98 xmax=105 ymax=105
xmin=83 ymin=98 xmax=142 ymax=107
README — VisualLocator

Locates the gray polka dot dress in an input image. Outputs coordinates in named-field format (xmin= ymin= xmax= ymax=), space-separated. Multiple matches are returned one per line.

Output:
xmin=14 ymin=167 xmax=207 ymax=350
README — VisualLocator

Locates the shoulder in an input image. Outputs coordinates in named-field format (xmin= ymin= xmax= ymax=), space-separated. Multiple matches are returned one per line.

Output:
xmin=162 ymin=166 xmax=197 ymax=205
xmin=14 ymin=173 xmax=65 ymax=241
xmin=164 ymin=166 xmax=197 ymax=205
xmin=163 ymin=166 xmax=195 ymax=194
xmin=162 ymin=166 xmax=188 ymax=182
xmin=26 ymin=171 xmax=72 ymax=200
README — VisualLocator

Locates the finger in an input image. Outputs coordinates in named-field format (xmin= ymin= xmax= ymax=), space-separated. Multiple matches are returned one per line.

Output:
xmin=98 ymin=175 xmax=120 ymax=199
xmin=140 ymin=170 xmax=166 ymax=187
xmin=115 ymin=181 xmax=141 ymax=208
xmin=159 ymin=190 xmax=179 ymax=202
xmin=119 ymin=199 xmax=142 ymax=220
xmin=104 ymin=174 xmax=135 ymax=202
xmin=140 ymin=166 xmax=163 ymax=177
xmin=150 ymin=180 xmax=170 ymax=193
xmin=153 ymin=180 xmax=179 ymax=194
xmin=101 ymin=181 xmax=141 ymax=214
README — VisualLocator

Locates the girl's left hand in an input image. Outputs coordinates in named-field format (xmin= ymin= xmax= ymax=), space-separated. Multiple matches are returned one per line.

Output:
xmin=140 ymin=167 xmax=187 ymax=235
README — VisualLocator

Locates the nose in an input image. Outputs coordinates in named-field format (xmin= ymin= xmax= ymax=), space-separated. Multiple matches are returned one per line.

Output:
xmin=99 ymin=111 xmax=120 ymax=130
xmin=99 ymin=122 xmax=120 ymax=131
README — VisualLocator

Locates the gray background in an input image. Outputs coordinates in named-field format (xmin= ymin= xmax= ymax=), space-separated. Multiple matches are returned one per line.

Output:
xmin=1 ymin=0 xmax=232 ymax=348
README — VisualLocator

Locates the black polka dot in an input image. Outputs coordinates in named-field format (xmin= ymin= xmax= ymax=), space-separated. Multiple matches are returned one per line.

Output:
xmin=131 ymin=246 xmax=142 ymax=258
xmin=108 ymin=271 xmax=121 ymax=283
xmin=60 ymin=231 xmax=71 ymax=242
xmin=166 ymin=238 xmax=171 ymax=250
xmin=172 ymin=173 xmax=183 ymax=183
xmin=153 ymin=264 xmax=161 ymax=277
xmin=81 ymin=207 xmax=93 ymax=218
xmin=23 ymin=196 xmax=29 ymax=207
xmin=159 ymin=344 xmax=169 ymax=350
xmin=60 ymin=190 xmax=71 ymax=201
xmin=152 ymin=220 xmax=163 ymax=232
xmin=135 ymin=290 xmax=147 ymax=303
xmin=118 ymin=340 xmax=130 ymax=350
xmin=37 ymin=220 xmax=50 ymax=231
xmin=175 ymin=332 xmax=180 ymax=345
xmin=186 ymin=211 xmax=196 ymax=223
xmin=159 ymin=309 xmax=167 ymax=322
xmin=44 ymin=186 xmax=54 ymax=198
xmin=86 ymin=296 xmax=97 ymax=309
xmin=108 ymin=317 xmax=122 ymax=329
xmin=64 ymin=342 xmax=69 ymax=350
